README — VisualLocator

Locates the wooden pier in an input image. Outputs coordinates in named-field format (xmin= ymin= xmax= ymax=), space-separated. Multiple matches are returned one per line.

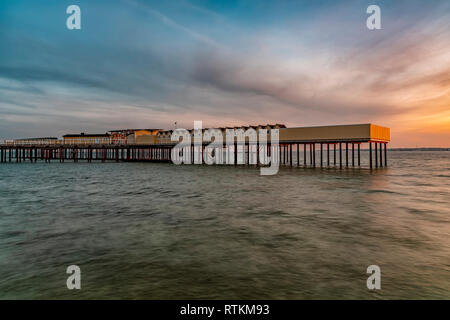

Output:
xmin=0 ymin=123 xmax=390 ymax=168
xmin=0 ymin=145 xmax=173 ymax=163
xmin=0 ymin=141 xmax=388 ymax=168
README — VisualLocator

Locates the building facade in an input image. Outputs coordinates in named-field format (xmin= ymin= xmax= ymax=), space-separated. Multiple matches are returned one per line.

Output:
xmin=63 ymin=133 xmax=111 ymax=145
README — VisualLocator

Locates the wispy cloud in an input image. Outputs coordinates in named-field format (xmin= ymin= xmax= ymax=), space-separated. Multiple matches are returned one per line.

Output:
xmin=124 ymin=0 xmax=222 ymax=47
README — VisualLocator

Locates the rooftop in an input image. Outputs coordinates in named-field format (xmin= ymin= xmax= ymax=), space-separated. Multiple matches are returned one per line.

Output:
xmin=63 ymin=133 xmax=110 ymax=138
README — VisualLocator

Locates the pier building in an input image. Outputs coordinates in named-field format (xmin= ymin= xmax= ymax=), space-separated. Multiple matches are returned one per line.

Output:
xmin=63 ymin=133 xmax=111 ymax=145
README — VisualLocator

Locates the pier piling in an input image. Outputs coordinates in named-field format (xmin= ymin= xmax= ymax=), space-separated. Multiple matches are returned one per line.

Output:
xmin=0 ymin=137 xmax=388 ymax=169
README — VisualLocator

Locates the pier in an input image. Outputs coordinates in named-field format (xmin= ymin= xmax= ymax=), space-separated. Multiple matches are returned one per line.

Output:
xmin=0 ymin=124 xmax=390 ymax=168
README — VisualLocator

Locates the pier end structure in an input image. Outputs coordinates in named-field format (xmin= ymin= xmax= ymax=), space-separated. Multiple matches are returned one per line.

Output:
xmin=278 ymin=123 xmax=390 ymax=168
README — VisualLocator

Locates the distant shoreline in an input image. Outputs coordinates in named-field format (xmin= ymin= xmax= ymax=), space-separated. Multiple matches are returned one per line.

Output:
xmin=388 ymin=148 xmax=450 ymax=151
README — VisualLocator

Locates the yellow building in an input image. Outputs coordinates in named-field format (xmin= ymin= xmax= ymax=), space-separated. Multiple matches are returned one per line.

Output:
xmin=108 ymin=129 xmax=162 ymax=145
xmin=279 ymin=124 xmax=390 ymax=143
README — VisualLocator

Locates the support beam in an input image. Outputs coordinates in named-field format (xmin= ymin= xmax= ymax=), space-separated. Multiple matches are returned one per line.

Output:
xmin=234 ymin=142 xmax=238 ymax=165
xmin=313 ymin=143 xmax=316 ymax=167
xmin=375 ymin=143 xmax=378 ymax=168
xmin=345 ymin=142 xmax=348 ymax=167
xmin=380 ymin=142 xmax=383 ymax=167
xmin=327 ymin=144 xmax=330 ymax=167
xmin=333 ymin=144 xmax=336 ymax=166
xmin=304 ymin=143 xmax=306 ymax=167
xmin=352 ymin=143 xmax=354 ymax=167
xmin=289 ymin=143 xmax=292 ymax=166
xmin=320 ymin=143 xmax=323 ymax=167
xmin=358 ymin=144 xmax=360 ymax=167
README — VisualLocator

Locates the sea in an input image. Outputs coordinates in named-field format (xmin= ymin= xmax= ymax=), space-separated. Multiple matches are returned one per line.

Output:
xmin=0 ymin=151 xmax=449 ymax=299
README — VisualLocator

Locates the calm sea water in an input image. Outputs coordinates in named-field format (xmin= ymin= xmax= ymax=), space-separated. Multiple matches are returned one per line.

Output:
xmin=0 ymin=151 xmax=449 ymax=299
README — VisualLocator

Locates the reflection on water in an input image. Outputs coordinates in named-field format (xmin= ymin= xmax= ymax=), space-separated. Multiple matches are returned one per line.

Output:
xmin=0 ymin=151 xmax=449 ymax=299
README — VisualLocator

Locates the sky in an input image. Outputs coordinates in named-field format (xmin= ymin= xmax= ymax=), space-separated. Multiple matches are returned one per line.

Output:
xmin=0 ymin=0 xmax=449 ymax=147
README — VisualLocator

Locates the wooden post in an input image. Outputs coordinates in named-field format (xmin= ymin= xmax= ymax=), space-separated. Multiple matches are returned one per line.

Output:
xmin=384 ymin=143 xmax=387 ymax=166
xmin=369 ymin=142 xmax=373 ymax=169
xmin=327 ymin=144 xmax=330 ymax=167
xmin=345 ymin=142 xmax=348 ymax=167
xmin=309 ymin=144 xmax=312 ymax=165
xmin=380 ymin=142 xmax=383 ymax=167
xmin=303 ymin=143 xmax=307 ymax=167
xmin=257 ymin=141 xmax=260 ymax=166
xmin=234 ymin=142 xmax=237 ymax=165
xmin=313 ymin=143 xmax=316 ymax=167
xmin=248 ymin=142 xmax=250 ymax=165
xmin=289 ymin=144 xmax=292 ymax=166
xmin=320 ymin=143 xmax=323 ymax=167
xmin=358 ymin=143 xmax=360 ymax=166
xmin=352 ymin=143 xmax=354 ymax=167
xmin=339 ymin=142 xmax=342 ymax=168
xmin=375 ymin=143 xmax=378 ymax=168
xmin=333 ymin=144 xmax=336 ymax=166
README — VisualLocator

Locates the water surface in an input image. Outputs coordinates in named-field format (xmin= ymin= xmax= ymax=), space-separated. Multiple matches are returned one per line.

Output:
xmin=0 ymin=151 xmax=449 ymax=299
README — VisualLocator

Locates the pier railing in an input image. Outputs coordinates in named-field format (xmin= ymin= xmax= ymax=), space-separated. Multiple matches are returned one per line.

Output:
xmin=2 ymin=140 xmax=61 ymax=146
xmin=1 ymin=139 xmax=129 ymax=146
